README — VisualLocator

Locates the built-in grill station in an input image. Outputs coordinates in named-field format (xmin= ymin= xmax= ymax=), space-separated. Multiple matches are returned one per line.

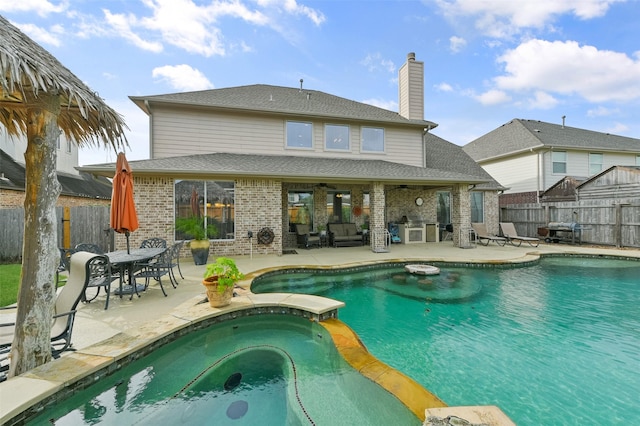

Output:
xmin=538 ymin=222 xmax=586 ymax=245
xmin=398 ymin=215 xmax=429 ymax=244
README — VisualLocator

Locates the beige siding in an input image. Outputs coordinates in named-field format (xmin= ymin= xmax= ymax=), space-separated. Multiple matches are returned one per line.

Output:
xmin=482 ymin=153 xmax=538 ymax=193
xmin=151 ymin=107 xmax=424 ymax=167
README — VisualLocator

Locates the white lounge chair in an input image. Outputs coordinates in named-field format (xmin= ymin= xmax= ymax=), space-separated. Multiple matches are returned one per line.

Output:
xmin=471 ymin=223 xmax=507 ymax=246
xmin=499 ymin=222 xmax=540 ymax=247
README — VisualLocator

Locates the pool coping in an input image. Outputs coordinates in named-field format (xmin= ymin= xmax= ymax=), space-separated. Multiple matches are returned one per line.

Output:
xmin=3 ymin=252 xmax=638 ymax=425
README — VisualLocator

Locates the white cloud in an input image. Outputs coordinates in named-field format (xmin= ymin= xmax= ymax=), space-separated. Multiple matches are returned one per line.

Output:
xmin=361 ymin=98 xmax=398 ymax=111
xmin=494 ymin=39 xmax=640 ymax=103
xmin=361 ymin=53 xmax=396 ymax=74
xmin=527 ymin=91 xmax=558 ymax=109
xmin=152 ymin=64 xmax=214 ymax=91
xmin=449 ymin=35 xmax=467 ymax=53
xmin=0 ymin=0 xmax=68 ymax=17
xmin=587 ymin=106 xmax=620 ymax=117
xmin=12 ymin=22 xmax=63 ymax=46
xmin=435 ymin=83 xmax=454 ymax=92
xmin=474 ymin=89 xmax=511 ymax=105
xmin=606 ymin=122 xmax=629 ymax=134
xmin=103 ymin=10 xmax=163 ymax=53
xmin=435 ymin=0 xmax=622 ymax=38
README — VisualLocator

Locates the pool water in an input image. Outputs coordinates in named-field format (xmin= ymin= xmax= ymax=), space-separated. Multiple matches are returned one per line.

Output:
xmin=253 ymin=256 xmax=640 ymax=425
xmin=29 ymin=315 xmax=420 ymax=425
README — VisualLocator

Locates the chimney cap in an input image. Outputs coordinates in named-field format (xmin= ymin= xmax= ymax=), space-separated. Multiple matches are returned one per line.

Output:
xmin=407 ymin=52 xmax=416 ymax=61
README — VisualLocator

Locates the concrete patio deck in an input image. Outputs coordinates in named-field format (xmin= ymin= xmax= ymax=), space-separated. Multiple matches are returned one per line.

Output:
xmin=2 ymin=241 xmax=639 ymax=425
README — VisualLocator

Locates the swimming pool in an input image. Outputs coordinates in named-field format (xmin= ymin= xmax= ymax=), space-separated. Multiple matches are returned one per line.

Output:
xmin=252 ymin=255 xmax=640 ymax=425
xmin=28 ymin=315 xmax=421 ymax=425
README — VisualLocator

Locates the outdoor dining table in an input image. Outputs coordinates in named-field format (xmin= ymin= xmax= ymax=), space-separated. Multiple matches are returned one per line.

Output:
xmin=106 ymin=247 xmax=166 ymax=299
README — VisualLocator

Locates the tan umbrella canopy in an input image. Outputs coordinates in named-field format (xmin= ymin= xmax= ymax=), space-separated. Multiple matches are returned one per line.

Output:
xmin=0 ymin=14 xmax=127 ymax=146
xmin=1 ymin=14 xmax=128 ymax=378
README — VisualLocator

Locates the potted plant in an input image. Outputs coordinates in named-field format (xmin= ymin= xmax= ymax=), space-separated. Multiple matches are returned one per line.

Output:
xmin=175 ymin=216 xmax=217 ymax=265
xmin=202 ymin=257 xmax=245 ymax=307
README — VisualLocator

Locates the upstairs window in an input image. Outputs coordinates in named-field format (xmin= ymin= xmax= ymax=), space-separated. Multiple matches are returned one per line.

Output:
xmin=361 ymin=127 xmax=385 ymax=152
xmin=286 ymin=121 xmax=313 ymax=149
xmin=636 ymin=155 xmax=640 ymax=166
xmin=552 ymin=151 xmax=566 ymax=174
xmin=589 ymin=153 xmax=603 ymax=176
xmin=324 ymin=124 xmax=350 ymax=151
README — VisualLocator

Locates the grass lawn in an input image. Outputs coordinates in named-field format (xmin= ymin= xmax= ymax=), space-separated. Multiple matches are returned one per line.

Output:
xmin=0 ymin=264 xmax=65 ymax=307
xmin=0 ymin=264 xmax=21 ymax=306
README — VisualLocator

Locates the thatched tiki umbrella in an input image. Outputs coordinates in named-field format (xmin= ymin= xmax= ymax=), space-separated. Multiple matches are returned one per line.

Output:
xmin=0 ymin=15 xmax=127 ymax=378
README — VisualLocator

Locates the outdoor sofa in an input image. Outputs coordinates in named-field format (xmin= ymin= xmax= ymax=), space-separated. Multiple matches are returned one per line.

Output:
xmin=327 ymin=223 xmax=363 ymax=247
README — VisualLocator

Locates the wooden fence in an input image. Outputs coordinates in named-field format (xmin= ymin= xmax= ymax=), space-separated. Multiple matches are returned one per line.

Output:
xmin=0 ymin=206 xmax=112 ymax=261
xmin=500 ymin=201 xmax=640 ymax=248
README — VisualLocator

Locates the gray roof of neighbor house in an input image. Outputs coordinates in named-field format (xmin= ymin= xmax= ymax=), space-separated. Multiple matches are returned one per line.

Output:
xmin=1 ymin=149 xmax=112 ymax=199
xmin=80 ymin=152 xmax=489 ymax=186
xmin=463 ymin=118 xmax=640 ymax=162
xmin=130 ymin=84 xmax=437 ymax=129
xmin=424 ymin=132 xmax=505 ymax=191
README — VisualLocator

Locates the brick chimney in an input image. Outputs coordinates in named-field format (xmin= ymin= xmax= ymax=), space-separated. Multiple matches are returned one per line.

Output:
xmin=398 ymin=52 xmax=424 ymax=120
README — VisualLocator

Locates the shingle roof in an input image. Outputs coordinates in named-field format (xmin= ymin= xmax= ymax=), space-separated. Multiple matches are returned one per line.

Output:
xmin=80 ymin=152 xmax=488 ymax=186
xmin=1 ymin=149 xmax=112 ymax=199
xmin=424 ymin=132 xmax=505 ymax=190
xmin=130 ymin=84 xmax=437 ymax=128
xmin=463 ymin=118 xmax=640 ymax=162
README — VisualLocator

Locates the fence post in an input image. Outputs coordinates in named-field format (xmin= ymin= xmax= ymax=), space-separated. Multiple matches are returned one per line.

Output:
xmin=62 ymin=206 xmax=71 ymax=249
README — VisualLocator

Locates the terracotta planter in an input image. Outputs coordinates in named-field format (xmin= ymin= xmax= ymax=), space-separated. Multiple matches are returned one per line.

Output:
xmin=202 ymin=277 xmax=233 ymax=307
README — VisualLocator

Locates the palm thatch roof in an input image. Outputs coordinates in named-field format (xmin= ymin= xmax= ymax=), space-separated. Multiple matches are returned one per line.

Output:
xmin=0 ymin=14 xmax=127 ymax=148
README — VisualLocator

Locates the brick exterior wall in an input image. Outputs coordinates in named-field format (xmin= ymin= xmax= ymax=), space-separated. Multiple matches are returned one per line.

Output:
xmin=1 ymin=188 xmax=110 ymax=208
xmin=451 ymin=184 xmax=471 ymax=247
xmin=483 ymin=191 xmax=501 ymax=235
xmin=128 ymin=177 xmax=282 ymax=259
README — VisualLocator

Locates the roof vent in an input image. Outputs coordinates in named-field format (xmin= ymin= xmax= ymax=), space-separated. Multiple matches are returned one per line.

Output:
xmin=562 ymin=115 xmax=566 ymax=128
xmin=299 ymin=78 xmax=303 ymax=92
xmin=534 ymin=129 xmax=541 ymax=132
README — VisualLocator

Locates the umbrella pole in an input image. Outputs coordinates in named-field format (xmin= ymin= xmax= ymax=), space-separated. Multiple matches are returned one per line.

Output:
xmin=125 ymin=230 xmax=130 ymax=254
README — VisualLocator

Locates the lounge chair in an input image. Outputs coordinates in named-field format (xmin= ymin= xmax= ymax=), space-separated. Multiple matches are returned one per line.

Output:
xmin=499 ymin=222 xmax=540 ymax=247
xmin=1 ymin=251 xmax=97 ymax=378
xmin=471 ymin=223 xmax=507 ymax=246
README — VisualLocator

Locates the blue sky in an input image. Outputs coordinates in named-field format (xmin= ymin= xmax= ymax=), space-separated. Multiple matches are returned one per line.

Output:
xmin=1 ymin=0 xmax=639 ymax=166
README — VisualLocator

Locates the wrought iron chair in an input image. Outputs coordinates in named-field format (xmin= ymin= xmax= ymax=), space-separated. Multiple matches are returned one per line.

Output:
xmin=74 ymin=243 xmax=104 ymax=254
xmin=167 ymin=241 xmax=184 ymax=284
xmin=82 ymin=254 xmax=117 ymax=310
xmin=133 ymin=249 xmax=173 ymax=296
xmin=56 ymin=247 xmax=77 ymax=289
xmin=140 ymin=238 xmax=167 ymax=248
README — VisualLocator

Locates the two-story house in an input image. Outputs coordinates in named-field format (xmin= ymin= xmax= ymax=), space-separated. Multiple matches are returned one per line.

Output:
xmin=81 ymin=53 xmax=501 ymax=256
xmin=463 ymin=118 xmax=640 ymax=206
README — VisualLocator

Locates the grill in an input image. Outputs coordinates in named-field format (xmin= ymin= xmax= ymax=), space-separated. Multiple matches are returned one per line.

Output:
xmin=539 ymin=222 xmax=586 ymax=245
xmin=398 ymin=215 xmax=427 ymax=244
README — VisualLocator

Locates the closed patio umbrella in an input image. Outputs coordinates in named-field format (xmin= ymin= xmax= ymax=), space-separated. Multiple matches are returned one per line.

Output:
xmin=111 ymin=152 xmax=139 ymax=253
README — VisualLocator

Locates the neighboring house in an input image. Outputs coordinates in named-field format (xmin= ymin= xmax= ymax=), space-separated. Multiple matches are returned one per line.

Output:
xmin=81 ymin=53 xmax=501 ymax=255
xmin=0 ymin=148 xmax=112 ymax=208
xmin=463 ymin=118 xmax=640 ymax=206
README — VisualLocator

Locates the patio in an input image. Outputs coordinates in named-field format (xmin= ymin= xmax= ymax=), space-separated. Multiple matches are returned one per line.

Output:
xmin=2 ymin=242 xmax=639 ymax=425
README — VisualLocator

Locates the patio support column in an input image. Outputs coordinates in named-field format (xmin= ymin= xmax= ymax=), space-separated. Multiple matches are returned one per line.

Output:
xmin=370 ymin=182 xmax=386 ymax=251
xmin=451 ymin=183 xmax=471 ymax=248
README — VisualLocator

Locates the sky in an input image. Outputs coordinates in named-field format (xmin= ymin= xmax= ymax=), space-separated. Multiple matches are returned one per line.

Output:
xmin=1 ymin=0 xmax=639 ymax=166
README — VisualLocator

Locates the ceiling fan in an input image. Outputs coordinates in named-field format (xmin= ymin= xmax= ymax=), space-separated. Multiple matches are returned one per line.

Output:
xmin=314 ymin=182 xmax=336 ymax=190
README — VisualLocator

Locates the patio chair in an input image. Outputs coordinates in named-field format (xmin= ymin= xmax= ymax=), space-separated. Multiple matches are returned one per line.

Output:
xmin=56 ymin=247 xmax=77 ymax=289
xmin=133 ymin=249 xmax=173 ymax=296
xmin=441 ymin=224 xmax=454 ymax=241
xmin=1 ymin=251 xmax=96 ymax=378
xmin=499 ymin=222 xmax=540 ymax=247
xmin=295 ymin=224 xmax=321 ymax=249
xmin=140 ymin=238 xmax=167 ymax=248
xmin=74 ymin=243 xmax=104 ymax=254
xmin=82 ymin=254 xmax=118 ymax=310
xmin=167 ymin=241 xmax=184 ymax=283
xmin=471 ymin=223 xmax=507 ymax=246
